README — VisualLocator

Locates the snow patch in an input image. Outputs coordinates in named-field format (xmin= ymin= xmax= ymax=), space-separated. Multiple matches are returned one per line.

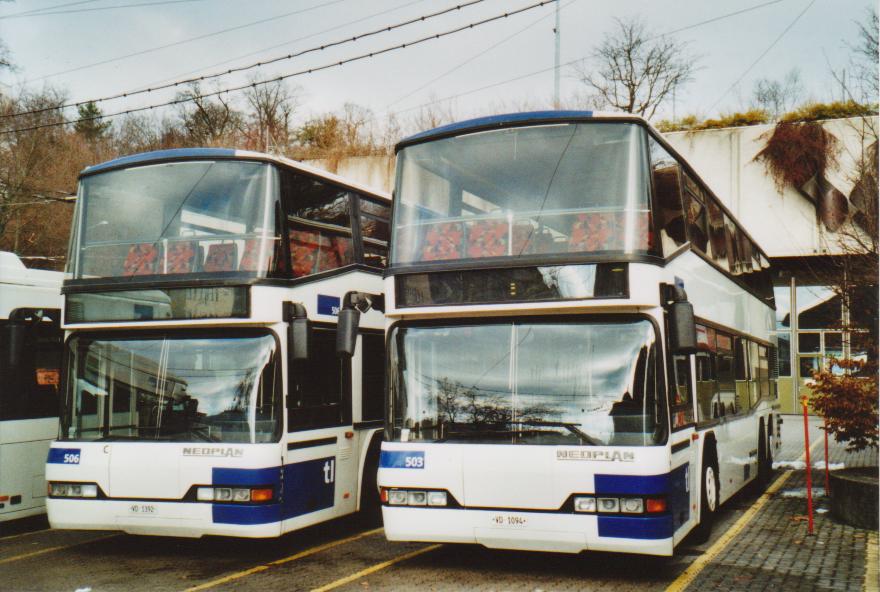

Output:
xmin=773 ymin=460 xmax=806 ymax=470
xmin=813 ymin=461 xmax=846 ymax=471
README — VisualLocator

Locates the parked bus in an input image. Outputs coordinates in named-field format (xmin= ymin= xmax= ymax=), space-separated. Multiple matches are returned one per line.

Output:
xmin=0 ymin=252 xmax=63 ymax=524
xmin=345 ymin=111 xmax=780 ymax=556
xmin=46 ymin=148 xmax=389 ymax=538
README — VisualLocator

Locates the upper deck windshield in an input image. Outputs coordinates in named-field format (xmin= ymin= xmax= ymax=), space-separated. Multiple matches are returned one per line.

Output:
xmin=392 ymin=122 xmax=653 ymax=268
xmin=61 ymin=331 xmax=280 ymax=443
xmin=68 ymin=160 xmax=277 ymax=280
xmin=389 ymin=319 xmax=666 ymax=446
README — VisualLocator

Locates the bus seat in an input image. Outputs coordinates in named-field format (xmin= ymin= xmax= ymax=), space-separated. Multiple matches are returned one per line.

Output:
xmin=203 ymin=243 xmax=238 ymax=272
xmin=122 ymin=243 xmax=162 ymax=276
xmin=165 ymin=240 xmax=198 ymax=274
xmin=290 ymin=230 xmax=320 ymax=277
xmin=421 ymin=222 xmax=463 ymax=261
xmin=317 ymin=235 xmax=353 ymax=272
xmin=467 ymin=220 xmax=508 ymax=258
xmin=239 ymin=238 xmax=269 ymax=272
xmin=568 ymin=213 xmax=621 ymax=252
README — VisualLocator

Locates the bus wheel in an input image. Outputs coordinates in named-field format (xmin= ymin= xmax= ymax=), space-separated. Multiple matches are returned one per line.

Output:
xmin=692 ymin=451 xmax=718 ymax=543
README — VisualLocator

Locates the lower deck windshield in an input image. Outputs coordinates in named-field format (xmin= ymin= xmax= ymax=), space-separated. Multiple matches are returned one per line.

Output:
xmin=390 ymin=319 xmax=666 ymax=446
xmin=62 ymin=331 xmax=280 ymax=443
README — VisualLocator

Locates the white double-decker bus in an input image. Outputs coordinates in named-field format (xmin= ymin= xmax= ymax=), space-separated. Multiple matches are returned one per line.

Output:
xmin=364 ymin=111 xmax=780 ymax=556
xmin=0 ymin=252 xmax=63 ymax=524
xmin=46 ymin=148 xmax=389 ymax=538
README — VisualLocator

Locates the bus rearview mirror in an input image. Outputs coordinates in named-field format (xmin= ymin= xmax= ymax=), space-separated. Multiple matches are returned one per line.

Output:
xmin=669 ymin=301 xmax=698 ymax=354
xmin=336 ymin=307 xmax=360 ymax=357
xmin=290 ymin=317 xmax=311 ymax=362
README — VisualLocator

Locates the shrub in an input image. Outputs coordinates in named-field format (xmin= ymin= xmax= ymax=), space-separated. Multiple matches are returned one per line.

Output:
xmin=698 ymin=109 xmax=770 ymax=130
xmin=780 ymin=100 xmax=878 ymax=123
xmin=809 ymin=356 xmax=879 ymax=452
xmin=754 ymin=120 xmax=838 ymax=191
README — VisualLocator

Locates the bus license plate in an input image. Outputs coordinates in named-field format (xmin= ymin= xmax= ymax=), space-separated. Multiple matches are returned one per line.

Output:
xmin=128 ymin=504 xmax=157 ymax=515
xmin=490 ymin=514 xmax=527 ymax=527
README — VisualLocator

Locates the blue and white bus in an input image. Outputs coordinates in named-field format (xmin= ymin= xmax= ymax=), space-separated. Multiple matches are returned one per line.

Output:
xmin=361 ymin=111 xmax=780 ymax=556
xmin=46 ymin=148 xmax=390 ymax=538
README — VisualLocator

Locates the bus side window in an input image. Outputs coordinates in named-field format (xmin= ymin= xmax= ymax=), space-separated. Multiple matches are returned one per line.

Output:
xmin=288 ymin=328 xmax=345 ymax=430
xmin=670 ymin=354 xmax=694 ymax=429
xmin=360 ymin=197 xmax=390 ymax=269
xmin=734 ymin=337 xmax=750 ymax=413
xmin=648 ymin=137 xmax=686 ymax=253
xmin=360 ymin=333 xmax=385 ymax=422
xmin=682 ymin=173 xmax=709 ymax=253
xmin=748 ymin=341 xmax=763 ymax=408
xmin=695 ymin=352 xmax=716 ymax=424
xmin=0 ymin=321 xmax=62 ymax=421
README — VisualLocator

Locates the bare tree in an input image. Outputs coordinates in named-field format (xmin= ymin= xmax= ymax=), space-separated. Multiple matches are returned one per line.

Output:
xmin=752 ymin=69 xmax=804 ymax=119
xmin=572 ymin=17 xmax=697 ymax=120
xmin=175 ymin=83 xmax=244 ymax=146
xmin=242 ymin=79 xmax=302 ymax=153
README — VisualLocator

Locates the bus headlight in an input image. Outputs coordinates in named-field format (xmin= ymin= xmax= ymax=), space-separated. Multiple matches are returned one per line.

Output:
xmin=382 ymin=488 xmax=448 ymax=507
xmin=49 ymin=482 xmax=98 ymax=498
xmin=597 ymin=497 xmax=620 ymax=513
xmin=195 ymin=486 xmax=273 ymax=503
xmin=621 ymin=498 xmax=644 ymax=514
xmin=406 ymin=491 xmax=427 ymax=506
xmin=427 ymin=491 xmax=447 ymax=506
xmin=387 ymin=490 xmax=408 ymax=505
xmin=573 ymin=496 xmax=596 ymax=512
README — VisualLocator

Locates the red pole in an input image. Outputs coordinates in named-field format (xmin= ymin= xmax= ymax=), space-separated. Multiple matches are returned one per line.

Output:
xmin=824 ymin=419 xmax=830 ymax=497
xmin=802 ymin=396 xmax=814 ymax=535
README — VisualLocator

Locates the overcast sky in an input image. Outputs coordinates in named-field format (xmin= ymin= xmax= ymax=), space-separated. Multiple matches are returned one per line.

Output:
xmin=0 ymin=0 xmax=874 ymax=130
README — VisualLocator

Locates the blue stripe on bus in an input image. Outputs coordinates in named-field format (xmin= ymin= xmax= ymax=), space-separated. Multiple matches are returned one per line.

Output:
xmin=597 ymin=515 xmax=673 ymax=540
xmin=379 ymin=450 xmax=424 ymax=469
xmin=211 ymin=457 xmax=336 ymax=525
xmin=595 ymin=464 xmax=690 ymax=532
xmin=47 ymin=448 xmax=81 ymax=464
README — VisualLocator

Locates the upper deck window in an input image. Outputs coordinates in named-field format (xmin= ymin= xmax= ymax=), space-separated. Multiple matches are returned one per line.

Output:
xmin=69 ymin=160 xmax=278 ymax=280
xmin=392 ymin=122 xmax=653 ymax=267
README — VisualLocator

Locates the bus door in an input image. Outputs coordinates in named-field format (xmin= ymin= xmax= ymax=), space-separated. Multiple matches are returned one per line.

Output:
xmin=668 ymin=352 xmax=698 ymax=537
xmin=285 ymin=326 xmax=356 ymax=523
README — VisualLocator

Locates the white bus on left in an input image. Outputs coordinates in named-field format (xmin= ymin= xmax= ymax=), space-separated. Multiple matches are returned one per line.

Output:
xmin=0 ymin=252 xmax=63 ymax=523
xmin=46 ymin=148 xmax=389 ymax=538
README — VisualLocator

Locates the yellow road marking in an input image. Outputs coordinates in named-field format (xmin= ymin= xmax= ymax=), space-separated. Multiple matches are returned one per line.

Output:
xmin=864 ymin=531 xmax=878 ymax=592
xmin=182 ymin=527 xmax=384 ymax=592
xmin=666 ymin=437 xmax=823 ymax=592
xmin=0 ymin=534 xmax=118 ymax=565
xmin=0 ymin=528 xmax=51 ymax=541
xmin=310 ymin=544 xmax=443 ymax=592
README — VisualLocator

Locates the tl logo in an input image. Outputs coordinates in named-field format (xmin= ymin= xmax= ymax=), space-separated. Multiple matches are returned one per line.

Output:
xmin=323 ymin=459 xmax=336 ymax=484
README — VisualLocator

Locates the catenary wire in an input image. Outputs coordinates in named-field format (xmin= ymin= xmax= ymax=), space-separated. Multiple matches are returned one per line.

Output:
xmin=6 ymin=0 xmax=487 ymax=119
xmin=708 ymin=0 xmax=815 ymax=112
xmin=0 ymin=0 xmax=100 ymax=19
xmin=21 ymin=0 xmax=350 ymax=85
xmin=1 ymin=0 xmax=556 ymax=135
xmin=0 ymin=0 xmax=207 ymax=19
xmin=386 ymin=0 xmax=578 ymax=109
xmin=387 ymin=0 xmax=788 ymax=117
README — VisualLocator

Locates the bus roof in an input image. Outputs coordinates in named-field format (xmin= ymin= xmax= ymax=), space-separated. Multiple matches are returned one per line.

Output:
xmin=396 ymin=110 xmax=652 ymax=149
xmin=80 ymin=148 xmax=390 ymax=202
xmin=0 ymin=252 xmax=63 ymax=289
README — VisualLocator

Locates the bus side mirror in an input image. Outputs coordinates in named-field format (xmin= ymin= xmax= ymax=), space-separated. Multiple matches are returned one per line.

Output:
xmin=283 ymin=302 xmax=310 ymax=362
xmin=662 ymin=283 xmax=698 ymax=354
xmin=669 ymin=301 xmax=698 ymax=354
xmin=336 ymin=291 xmax=384 ymax=358
xmin=336 ymin=307 xmax=360 ymax=358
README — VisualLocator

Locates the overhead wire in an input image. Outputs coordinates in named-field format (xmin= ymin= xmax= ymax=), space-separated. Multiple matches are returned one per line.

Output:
xmin=0 ymin=0 xmax=101 ymax=19
xmin=388 ymin=0 xmax=791 ymax=117
xmin=0 ymin=0 xmax=207 ymax=19
xmin=139 ymin=0 xmax=430 ymax=90
xmin=21 ymin=0 xmax=350 ymax=85
xmin=6 ymin=0 xmax=487 ymax=119
xmin=385 ymin=0 xmax=578 ymax=109
xmin=1 ymin=0 xmax=557 ymax=135
xmin=708 ymin=0 xmax=816 ymax=112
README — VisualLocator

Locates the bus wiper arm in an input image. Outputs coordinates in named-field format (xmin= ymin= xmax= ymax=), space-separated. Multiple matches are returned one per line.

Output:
xmin=508 ymin=420 xmax=603 ymax=446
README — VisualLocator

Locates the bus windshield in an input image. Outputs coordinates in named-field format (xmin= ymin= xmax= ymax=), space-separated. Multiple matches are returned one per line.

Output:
xmin=62 ymin=332 xmax=280 ymax=443
xmin=392 ymin=122 xmax=652 ymax=267
xmin=69 ymin=160 xmax=278 ymax=279
xmin=389 ymin=319 xmax=665 ymax=446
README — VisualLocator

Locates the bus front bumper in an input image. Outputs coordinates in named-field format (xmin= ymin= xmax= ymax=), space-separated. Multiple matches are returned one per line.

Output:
xmin=46 ymin=498 xmax=283 ymax=538
xmin=382 ymin=506 xmax=675 ymax=556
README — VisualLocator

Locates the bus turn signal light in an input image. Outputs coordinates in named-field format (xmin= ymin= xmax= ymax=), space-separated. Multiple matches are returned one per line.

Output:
xmin=250 ymin=488 xmax=273 ymax=502
xmin=646 ymin=498 xmax=667 ymax=513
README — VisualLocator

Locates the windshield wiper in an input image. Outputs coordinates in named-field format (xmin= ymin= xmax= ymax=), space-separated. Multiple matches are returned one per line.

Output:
xmin=507 ymin=420 xmax=603 ymax=446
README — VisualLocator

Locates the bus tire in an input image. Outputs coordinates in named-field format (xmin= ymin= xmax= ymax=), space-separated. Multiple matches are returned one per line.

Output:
xmin=692 ymin=447 xmax=719 ymax=543
xmin=357 ymin=434 xmax=382 ymax=526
